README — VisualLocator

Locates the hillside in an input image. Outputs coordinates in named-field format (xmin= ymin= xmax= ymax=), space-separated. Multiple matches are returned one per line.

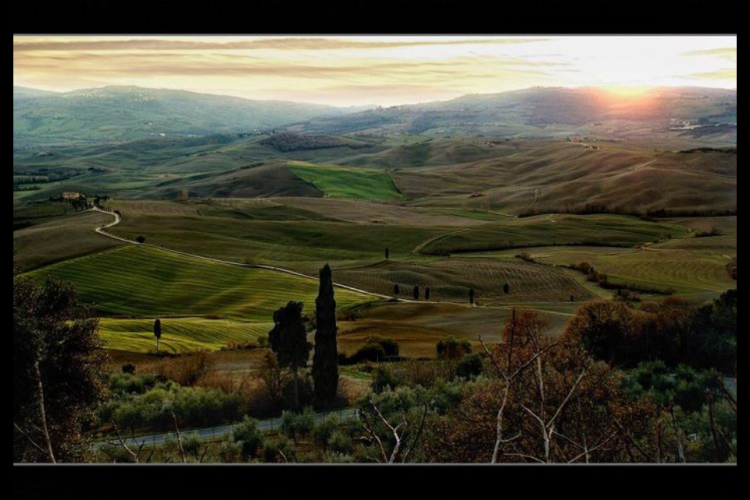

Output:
xmin=293 ymin=87 xmax=737 ymax=144
xmin=13 ymin=86 xmax=355 ymax=147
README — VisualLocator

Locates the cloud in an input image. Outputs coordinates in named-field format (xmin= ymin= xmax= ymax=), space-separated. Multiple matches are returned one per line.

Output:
xmin=690 ymin=68 xmax=738 ymax=80
xmin=683 ymin=48 xmax=737 ymax=60
xmin=13 ymin=37 xmax=548 ymax=53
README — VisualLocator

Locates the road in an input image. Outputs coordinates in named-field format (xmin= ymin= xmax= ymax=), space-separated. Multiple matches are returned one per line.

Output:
xmin=92 ymin=207 xmax=394 ymax=301
xmin=95 ymin=408 xmax=360 ymax=450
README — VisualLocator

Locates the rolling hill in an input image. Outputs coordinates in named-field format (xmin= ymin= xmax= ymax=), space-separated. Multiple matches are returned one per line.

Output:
xmin=13 ymin=86 xmax=357 ymax=147
xmin=293 ymin=87 xmax=737 ymax=144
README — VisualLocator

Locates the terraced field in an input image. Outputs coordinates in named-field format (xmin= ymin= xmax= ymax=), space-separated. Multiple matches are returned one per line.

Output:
xmin=13 ymin=211 xmax=123 ymax=271
xmin=109 ymin=213 xmax=443 ymax=264
xmin=288 ymin=161 xmax=404 ymax=201
xmin=28 ymin=246 xmax=375 ymax=321
xmin=333 ymin=258 xmax=596 ymax=305
xmin=479 ymin=239 xmax=736 ymax=301
xmin=99 ymin=318 xmax=273 ymax=354
xmin=420 ymin=214 xmax=688 ymax=255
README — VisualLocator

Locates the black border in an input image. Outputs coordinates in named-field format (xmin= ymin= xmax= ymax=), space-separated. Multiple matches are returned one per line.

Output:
xmin=14 ymin=0 xmax=739 ymax=35
xmin=13 ymin=1 xmax=739 ymax=497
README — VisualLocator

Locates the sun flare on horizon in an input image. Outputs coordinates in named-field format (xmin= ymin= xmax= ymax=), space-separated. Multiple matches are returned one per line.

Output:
xmin=13 ymin=35 xmax=737 ymax=107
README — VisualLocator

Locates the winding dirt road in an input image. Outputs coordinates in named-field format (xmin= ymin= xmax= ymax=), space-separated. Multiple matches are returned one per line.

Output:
xmin=92 ymin=207 xmax=395 ymax=301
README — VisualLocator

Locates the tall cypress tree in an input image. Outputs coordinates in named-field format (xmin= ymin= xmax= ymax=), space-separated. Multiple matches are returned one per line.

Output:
xmin=313 ymin=264 xmax=339 ymax=403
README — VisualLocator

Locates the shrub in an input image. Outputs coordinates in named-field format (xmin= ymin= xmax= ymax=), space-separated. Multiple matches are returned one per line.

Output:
xmin=281 ymin=407 xmax=316 ymax=445
xmin=313 ymin=417 xmax=339 ymax=451
xmin=456 ymin=354 xmax=484 ymax=380
xmin=516 ymin=252 xmax=536 ymax=263
xmin=327 ymin=430 xmax=354 ymax=455
xmin=365 ymin=336 xmax=400 ymax=357
xmin=264 ymin=437 xmax=297 ymax=463
xmin=122 ymin=363 xmax=137 ymax=375
xmin=232 ymin=417 xmax=265 ymax=459
xmin=437 ymin=337 xmax=473 ymax=360
xmin=372 ymin=365 xmax=404 ymax=394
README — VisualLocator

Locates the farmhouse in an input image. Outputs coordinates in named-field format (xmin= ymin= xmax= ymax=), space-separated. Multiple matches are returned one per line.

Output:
xmin=62 ymin=192 xmax=82 ymax=200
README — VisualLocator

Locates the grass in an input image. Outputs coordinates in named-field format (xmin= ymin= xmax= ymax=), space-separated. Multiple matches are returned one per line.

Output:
xmin=478 ymin=240 xmax=736 ymax=301
xmin=419 ymin=214 xmax=689 ymax=255
xmin=99 ymin=318 xmax=273 ymax=354
xmin=332 ymin=258 xmax=596 ymax=305
xmin=13 ymin=211 xmax=123 ymax=271
xmin=28 ymin=246 xmax=376 ymax=321
xmin=288 ymin=161 xmax=404 ymax=201
xmin=109 ymin=212 xmax=443 ymax=264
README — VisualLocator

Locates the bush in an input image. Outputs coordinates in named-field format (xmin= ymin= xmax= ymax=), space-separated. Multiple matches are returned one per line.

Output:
xmin=122 ymin=363 xmax=137 ymax=375
xmin=232 ymin=417 xmax=265 ymax=459
xmin=364 ymin=336 xmax=400 ymax=357
xmin=456 ymin=354 xmax=484 ymax=380
xmin=343 ymin=337 xmax=401 ymax=364
xmin=281 ymin=407 xmax=316 ymax=445
xmin=264 ymin=437 xmax=297 ymax=463
xmin=371 ymin=365 xmax=404 ymax=394
xmin=437 ymin=337 xmax=473 ymax=360
xmin=313 ymin=417 xmax=339 ymax=450
xmin=327 ymin=430 xmax=354 ymax=455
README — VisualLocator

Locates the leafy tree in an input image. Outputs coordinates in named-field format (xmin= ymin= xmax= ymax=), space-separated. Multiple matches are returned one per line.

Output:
xmin=313 ymin=417 xmax=339 ymax=451
xmin=413 ymin=286 xmax=421 ymax=301
xmin=456 ymin=354 xmax=484 ymax=380
xmin=313 ymin=265 xmax=339 ymax=404
xmin=281 ymin=407 xmax=316 ymax=445
xmin=13 ymin=277 xmax=108 ymax=463
xmin=232 ymin=417 xmax=265 ymax=459
xmin=269 ymin=302 xmax=312 ymax=409
xmin=154 ymin=319 xmax=162 ymax=353
xmin=437 ymin=337 xmax=473 ymax=360
xmin=258 ymin=352 xmax=289 ymax=408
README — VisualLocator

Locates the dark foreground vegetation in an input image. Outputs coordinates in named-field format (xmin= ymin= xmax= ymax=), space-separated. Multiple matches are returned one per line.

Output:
xmin=13 ymin=243 xmax=737 ymax=463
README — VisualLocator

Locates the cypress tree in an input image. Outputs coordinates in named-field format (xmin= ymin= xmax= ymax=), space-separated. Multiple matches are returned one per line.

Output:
xmin=269 ymin=302 xmax=311 ymax=410
xmin=313 ymin=265 xmax=339 ymax=404
xmin=154 ymin=319 xmax=162 ymax=353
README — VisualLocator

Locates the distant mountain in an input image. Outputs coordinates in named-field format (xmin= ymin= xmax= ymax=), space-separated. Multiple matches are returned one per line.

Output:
xmin=13 ymin=86 xmax=356 ymax=147
xmin=13 ymin=86 xmax=58 ymax=100
xmin=292 ymin=87 xmax=737 ymax=143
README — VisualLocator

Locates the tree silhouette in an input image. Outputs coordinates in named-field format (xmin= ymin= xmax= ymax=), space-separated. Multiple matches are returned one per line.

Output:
xmin=385 ymin=247 xmax=390 ymax=260
xmin=313 ymin=265 xmax=339 ymax=404
xmin=394 ymin=284 xmax=400 ymax=300
xmin=269 ymin=302 xmax=311 ymax=410
xmin=469 ymin=288 xmax=476 ymax=305
xmin=413 ymin=286 xmax=421 ymax=301
xmin=154 ymin=319 xmax=162 ymax=353
xmin=136 ymin=236 xmax=147 ymax=245
xmin=425 ymin=287 xmax=431 ymax=301
xmin=503 ymin=283 xmax=511 ymax=295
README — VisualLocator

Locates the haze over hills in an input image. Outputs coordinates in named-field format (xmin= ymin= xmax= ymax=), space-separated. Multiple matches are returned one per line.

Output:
xmin=13 ymin=86 xmax=362 ymax=147
xmin=292 ymin=86 xmax=737 ymax=144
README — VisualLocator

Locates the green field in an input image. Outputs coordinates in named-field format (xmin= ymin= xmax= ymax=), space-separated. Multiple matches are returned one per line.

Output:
xmin=99 ymin=317 xmax=273 ymax=354
xmin=332 ymin=258 xmax=597 ymax=305
xmin=420 ymin=214 xmax=689 ymax=255
xmin=478 ymin=240 xmax=736 ymax=301
xmin=288 ymin=161 xmax=404 ymax=201
xmin=28 ymin=246 xmax=375 ymax=321
xmin=13 ymin=211 xmax=123 ymax=271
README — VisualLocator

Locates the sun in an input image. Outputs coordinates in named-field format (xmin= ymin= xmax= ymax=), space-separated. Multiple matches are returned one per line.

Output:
xmin=602 ymin=85 xmax=654 ymax=98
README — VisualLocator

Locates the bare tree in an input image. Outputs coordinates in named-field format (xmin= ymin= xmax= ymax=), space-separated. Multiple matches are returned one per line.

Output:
xmin=360 ymin=400 xmax=428 ymax=464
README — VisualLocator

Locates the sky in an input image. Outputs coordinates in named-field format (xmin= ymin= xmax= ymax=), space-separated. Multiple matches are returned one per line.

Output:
xmin=13 ymin=36 xmax=737 ymax=107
